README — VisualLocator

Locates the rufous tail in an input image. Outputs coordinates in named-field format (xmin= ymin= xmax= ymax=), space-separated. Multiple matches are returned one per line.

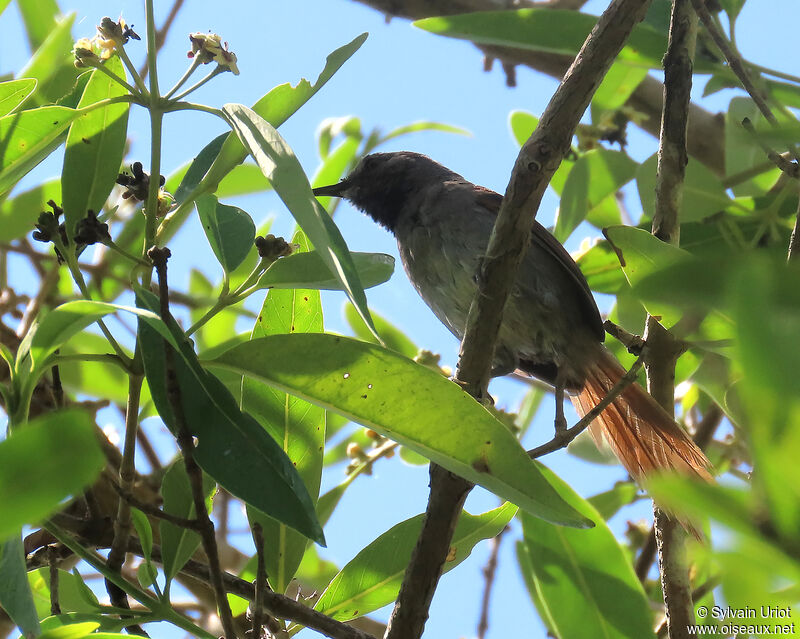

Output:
xmin=571 ymin=347 xmax=712 ymax=483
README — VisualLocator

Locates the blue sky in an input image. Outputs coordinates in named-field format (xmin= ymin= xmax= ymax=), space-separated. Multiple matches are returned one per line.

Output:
xmin=2 ymin=1 xmax=798 ymax=637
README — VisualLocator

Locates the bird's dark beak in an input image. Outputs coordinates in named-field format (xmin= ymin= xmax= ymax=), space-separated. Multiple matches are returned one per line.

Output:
xmin=312 ymin=180 xmax=348 ymax=197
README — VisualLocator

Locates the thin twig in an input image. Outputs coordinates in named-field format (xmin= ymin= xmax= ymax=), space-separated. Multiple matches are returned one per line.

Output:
xmin=149 ymin=246 xmax=237 ymax=639
xmin=48 ymin=547 xmax=61 ymax=615
xmin=690 ymin=0 xmax=775 ymax=126
xmin=138 ymin=542 xmax=376 ymax=639
xmin=528 ymin=351 xmax=646 ymax=458
xmin=106 ymin=471 xmax=201 ymax=530
xmin=740 ymin=118 xmax=800 ymax=178
xmin=476 ymin=527 xmax=507 ymax=639
xmin=250 ymin=523 xmax=267 ymax=639
xmin=789 ymin=196 xmax=800 ymax=262
xmin=603 ymin=319 xmax=645 ymax=354
xmin=135 ymin=426 xmax=162 ymax=472
xmin=384 ymin=2 xmax=653 ymax=637
xmin=635 ymin=527 xmax=658 ymax=582
xmin=106 ymin=373 xmax=148 ymax=637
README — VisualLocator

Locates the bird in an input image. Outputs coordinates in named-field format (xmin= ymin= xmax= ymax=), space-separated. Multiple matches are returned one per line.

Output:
xmin=313 ymin=151 xmax=712 ymax=483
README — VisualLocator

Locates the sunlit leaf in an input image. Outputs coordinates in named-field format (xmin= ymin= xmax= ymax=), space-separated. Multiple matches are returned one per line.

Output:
xmin=256 ymin=251 xmax=394 ymax=291
xmin=195 ymin=193 xmax=256 ymax=273
xmin=61 ymin=57 xmax=130 ymax=238
xmin=211 ymin=334 xmax=591 ymax=527
xmin=244 ymin=230 xmax=325 ymax=594
xmin=136 ymin=290 xmax=324 ymax=544
xmin=0 ymin=78 xmax=37 ymax=117
xmin=314 ymin=503 xmax=517 ymax=621
xmin=0 ymin=536 xmax=40 ymax=636
xmin=223 ymin=103 xmax=379 ymax=338
xmin=521 ymin=465 xmax=654 ymax=639
xmin=0 ymin=106 xmax=79 ymax=198
xmin=0 ymin=411 xmax=104 ymax=540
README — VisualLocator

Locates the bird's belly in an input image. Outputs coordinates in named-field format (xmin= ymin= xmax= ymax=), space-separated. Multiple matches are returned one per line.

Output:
xmin=398 ymin=237 xmax=576 ymax=377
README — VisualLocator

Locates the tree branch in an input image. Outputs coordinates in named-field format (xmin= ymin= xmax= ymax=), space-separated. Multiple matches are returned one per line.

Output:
xmin=647 ymin=3 xmax=698 ymax=636
xmin=150 ymin=246 xmax=238 ymax=639
xmin=455 ymin=0 xmax=653 ymax=398
xmin=384 ymin=464 xmax=473 ymax=638
xmin=384 ymin=1 xmax=653 ymax=638
xmin=348 ymin=0 xmax=725 ymax=175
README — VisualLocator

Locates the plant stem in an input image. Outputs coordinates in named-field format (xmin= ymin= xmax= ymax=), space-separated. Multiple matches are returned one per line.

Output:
xmin=164 ymin=101 xmax=226 ymax=119
xmin=105 ymin=374 xmax=146 ymax=635
xmin=171 ymin=67 xmax=224 ymax=102
xmin=90 ymin=61 xmax=141 ymax=97
xmin=117 ymin=45 xmax=149 ymax=96
xmin=45 ymin=523 xmax=218 ymax=639
xmin=164 ymin=57 xmax=202 ymax=99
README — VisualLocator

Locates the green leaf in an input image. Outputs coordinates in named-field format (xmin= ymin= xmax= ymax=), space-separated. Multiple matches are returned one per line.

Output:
xmin=23 ymin=300 xmax=167 ymax=374
xmin=719 ymin=0 xmax=745 ymax=21
xmin=343 ymin=303 xmax=418 ymax=358
xmin=0 ymin=411 xmax=104 ymax=540
xmin=0 ymin=177 xmax=60 ymax=243
xmin=130 ymin=509 xmax=153 ymax=560
xmin=516 ymin=540 xmax=557 ymax=636
xmin=223 ymin=103 xmax=379 ymax=339
xmin=0 ymin=78 xmax=37 ymax=117
xmin=159 ymin=459 xmax=216 ymax=586
xmin=0 ymin=105 xmax=79 ymax=198
xmin=57 ymin=332 xmax=129 ymax=405
xmin=195 ymin=193 xmax=256 ymax=273
xmin=17 ymin=14 xmax=80 ymax=107
xmin=592 ymin=62 xmax=649 ymax=114
xmin=17 ymin=0 xmax=60 ymax=50
xmin=567 ymin=428 xmax=618 ymax=465
xmin=199 ymin=33 xmax=368 ymax=197
xmin=136 ymin=290 xmax=324 ymax=545
xmin=636 ymin=153 xmax=733 ymax=223
xmin=244 ymin=231 xmax=325 ymax=594
xmin=256 ymin=250 xmax=394 ymax=291
xmin=317 ymin=115 xmax=362 ymax=159
xmin=210 ymin=334 xmax=591 ymax=527
xmin=587 ymin=482 xmax=640 ymax=520
xmin=626 ymin=252 xmax=738 ymax=346
xmin=555 ymin=149 xmax=637 ymax=242
xmin=521 ymin=465 xmax=655 ymax=639
xmin=30 ymin=568 xmax=101 ymax=619
xmin=0 ymin=535 xmax=40 ymax=636
xmin=575 ymin=240 xmax=626 ymax=294
xmin=728 ymin=260 xmax=800 ymax=538
xmin=415 ymin=10 xmax=696 ymax=71
xmin=379 ymin=120 xmax=470 ymax=143
xmin=61 ymin=57 xmax=130 ymax=238
xmin=509 ymin=110 xmax=538 ymax=147
xmin=158 ymin=34 xmax=368 ymax=247
xmin=313 ymin=502 xmax=517 ymax=622
xmin=602 ymin=226 xmax=688 ymax=328
xmin=172 ymin=133 xmax=228 ymax=204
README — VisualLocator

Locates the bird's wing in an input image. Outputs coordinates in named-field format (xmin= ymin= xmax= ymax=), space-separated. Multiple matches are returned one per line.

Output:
xmin=473 ymin=186 xmax=604 ymax=341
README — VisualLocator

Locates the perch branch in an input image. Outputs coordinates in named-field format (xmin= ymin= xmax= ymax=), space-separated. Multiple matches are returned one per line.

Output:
xmin=384 ymin=1 xmax=653 ymax=638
